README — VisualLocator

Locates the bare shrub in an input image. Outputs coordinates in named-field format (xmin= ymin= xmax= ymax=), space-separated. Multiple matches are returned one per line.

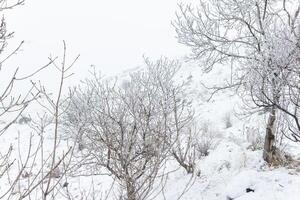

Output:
xmin=171 ymin=118 xmax=217 ymax=174
xmin=197 ymin=121 xmax=215 ymax=158
xmin=197 ymin=136 xmax=213 ymax=158
xmin=244 ymin=127 xmax=264 ymax=151
xmin=172 ymin=122 xmax=198 ymax=174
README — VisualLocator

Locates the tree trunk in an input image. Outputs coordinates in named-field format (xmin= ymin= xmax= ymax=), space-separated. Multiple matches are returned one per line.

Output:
xmin=263 ymin=107 xmax=276 ymax=163
xmin=126 ymin=179 xmax=137 ymax=200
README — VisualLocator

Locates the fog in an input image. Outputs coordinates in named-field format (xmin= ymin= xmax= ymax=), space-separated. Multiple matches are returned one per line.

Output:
xmin=4 ymin=0 xmax=189 ymax=91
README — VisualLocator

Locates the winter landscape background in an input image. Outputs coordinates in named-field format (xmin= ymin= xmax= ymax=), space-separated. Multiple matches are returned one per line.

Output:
xmin=1 ymin=0 xmax=300 ymax=200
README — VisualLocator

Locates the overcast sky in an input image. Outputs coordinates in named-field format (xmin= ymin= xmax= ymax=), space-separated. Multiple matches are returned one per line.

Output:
xmin=4 ymin=0 xmax=192 ymax=90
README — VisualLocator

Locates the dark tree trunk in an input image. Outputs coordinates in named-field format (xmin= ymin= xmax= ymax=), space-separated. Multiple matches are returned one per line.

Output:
xmin=263 ymin=107 xmax=276 ymax=163
xmin=126 ymin=179 xmax=137 ymax=200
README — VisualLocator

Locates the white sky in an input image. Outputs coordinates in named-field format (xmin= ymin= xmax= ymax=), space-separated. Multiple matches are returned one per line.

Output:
xmin=3 ymin=0 xmax=190 ymax=91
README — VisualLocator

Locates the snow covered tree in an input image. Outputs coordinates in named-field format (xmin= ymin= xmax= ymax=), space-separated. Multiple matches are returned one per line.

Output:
xmin=63 ymin=58 xmax=196 ymax=199
xmin=173 ymin=0 xmax=300 ymax=164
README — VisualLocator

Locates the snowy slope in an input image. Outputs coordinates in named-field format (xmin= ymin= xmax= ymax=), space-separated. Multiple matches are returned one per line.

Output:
xmin=1 ymin=61 xmax=300 ymax=200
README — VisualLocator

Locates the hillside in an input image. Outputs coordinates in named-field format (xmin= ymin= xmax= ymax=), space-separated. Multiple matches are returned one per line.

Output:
xmin=1 ymin=62 xmax=300 ymax=200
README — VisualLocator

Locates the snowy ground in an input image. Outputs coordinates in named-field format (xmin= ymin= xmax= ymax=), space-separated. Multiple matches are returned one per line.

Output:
xmin=1 ymin=62 xmax=300 ymax=200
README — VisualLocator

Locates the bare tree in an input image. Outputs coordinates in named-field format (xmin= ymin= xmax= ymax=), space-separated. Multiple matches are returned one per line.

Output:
xmin=0 ymin=0 xmax=50 ymax=197
xmin=0 ymin=42 xmax=78 ymax=200
xmin=63 ymin=58 xmax=197 ymax=199
xmin=0 ymin=1 xmax=83 ymax=198
xmin=173 ymin=0 xmax=300 ymax=164
xmin=0 ymin=0 xmax=42 ymax=136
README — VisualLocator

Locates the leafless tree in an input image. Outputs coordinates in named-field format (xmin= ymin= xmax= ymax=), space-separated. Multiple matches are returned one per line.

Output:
xmin=0 ymin=0 xmax=44 ymax=136
xmin=63 ymin=58 xmax=197 ymax=199
xmin=0 ymin=0 xmax=87 ymax=199
xmin=0 ymin=0 xmax=49 ymax=197
xmin=173 ymin=0 xmax=300 ymax=164
xmin=0 ymin=41 xmax=78 ymax=200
